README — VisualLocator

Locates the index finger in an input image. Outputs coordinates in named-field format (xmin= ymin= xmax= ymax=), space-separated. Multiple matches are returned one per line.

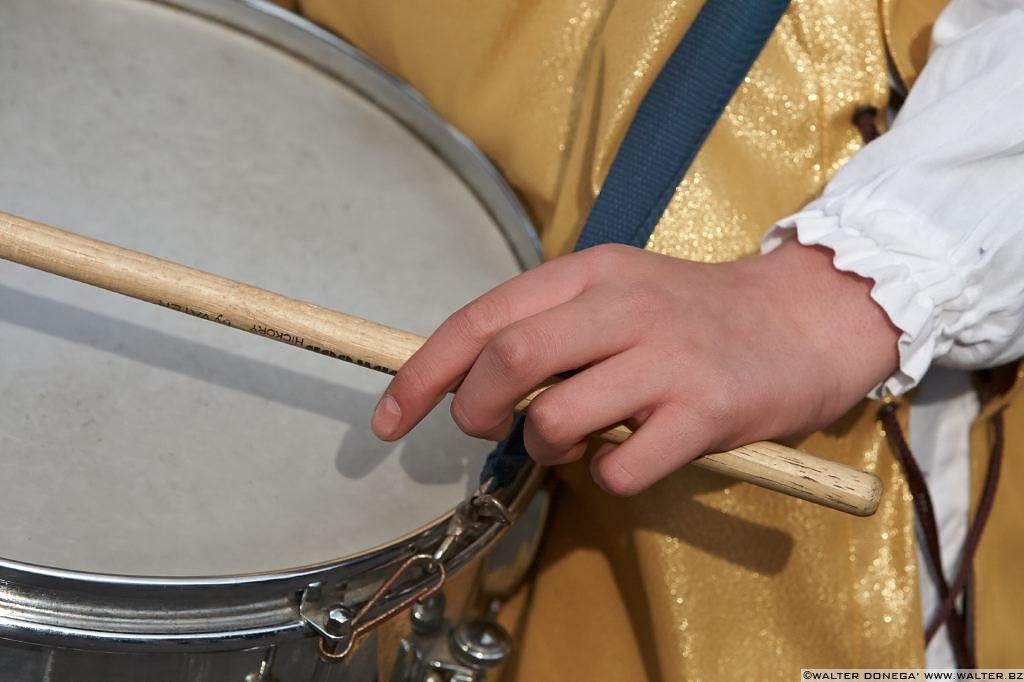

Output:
xmin=371 ymin=250 xmax=595 ymax=440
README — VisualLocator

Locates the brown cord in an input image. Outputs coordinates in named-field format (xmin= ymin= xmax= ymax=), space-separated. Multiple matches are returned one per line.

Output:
xmin=889 ymin=88 xmax=907 ymax=114
xmin=878 ymin=403 xmax=973 ymax=667
xmin=853 ymin=88 xmax=905 ymax=143
xmin=879 ymin=395 xmax=1006 ymax=667
xmin=853 ymin=106 xmax=881 ymax=143
xmin=925 ymin=409 xmax=1004 ymax=642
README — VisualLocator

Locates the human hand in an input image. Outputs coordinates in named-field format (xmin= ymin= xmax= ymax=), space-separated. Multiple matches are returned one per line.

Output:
xmin=372 ymin=240 xmax=899 ymax=495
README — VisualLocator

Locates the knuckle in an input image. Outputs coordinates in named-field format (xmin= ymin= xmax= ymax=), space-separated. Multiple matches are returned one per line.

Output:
xmin=527 ymin=399 xmax=571 ymax=446
xmin=455 ymin=295 xmax=510 ymax=346
xmin=593 ymin=242 xmax=634 ymax=259
xmin=699 ymin=389 xmax=732 ymax=426
xmin=692 ymin=370 xmax=742 ymax=428
xmin=487 ymin=328 xmax=534 ymax=380
xmin=583 ymin=243 xmax=633 ymax=270
xmin=676 ymin=384 xmax=741 ymax=452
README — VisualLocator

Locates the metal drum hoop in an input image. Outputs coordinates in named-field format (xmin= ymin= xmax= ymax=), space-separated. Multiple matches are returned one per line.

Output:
xmin=0 ymin=0 xmax=543 ymax=656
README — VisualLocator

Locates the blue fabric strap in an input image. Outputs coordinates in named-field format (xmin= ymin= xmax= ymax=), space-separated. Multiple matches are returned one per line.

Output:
xmin=480 ymin=414 xmax=531 ymax=490
xmin=482 ymin=0 xmax=790 ymax=490
xmin=574 ymin=0 xmax=791 ymax=251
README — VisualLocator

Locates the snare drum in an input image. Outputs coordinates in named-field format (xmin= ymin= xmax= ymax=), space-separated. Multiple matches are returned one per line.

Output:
xmin=0 ymin=1 xmax=544 ymax=679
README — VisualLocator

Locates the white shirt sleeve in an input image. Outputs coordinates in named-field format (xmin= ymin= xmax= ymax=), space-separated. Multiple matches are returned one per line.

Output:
xmin=762 ymin=0 xmax=1024 ymax=397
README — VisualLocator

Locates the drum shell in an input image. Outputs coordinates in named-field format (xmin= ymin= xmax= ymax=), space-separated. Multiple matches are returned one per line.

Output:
xmin=0 ymin=470 xmax=548 ymax=681
xmin=0 ymin=551 xmax=476 ymax=681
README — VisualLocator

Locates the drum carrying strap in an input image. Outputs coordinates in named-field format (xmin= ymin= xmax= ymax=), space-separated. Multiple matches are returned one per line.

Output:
xmin=482 ymin=0 xmax=792 ymax=489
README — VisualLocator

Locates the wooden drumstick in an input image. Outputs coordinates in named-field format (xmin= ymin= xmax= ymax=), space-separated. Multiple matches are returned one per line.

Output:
xmin=0 ymin=211 xmax=882 ymax=516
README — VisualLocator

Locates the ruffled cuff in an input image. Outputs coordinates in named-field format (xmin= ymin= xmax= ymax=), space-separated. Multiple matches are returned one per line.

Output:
xmin=762 ymin=209 xmax=964 ymax=399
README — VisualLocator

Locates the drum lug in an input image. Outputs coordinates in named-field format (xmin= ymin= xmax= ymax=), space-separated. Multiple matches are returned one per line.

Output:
xmin=449 ymin=619 xmax=512 ymax=671
xmin=390 ymin=602 xmax=513 ymax=682
xmin=410 ymin=592 xmax=448 ymax=635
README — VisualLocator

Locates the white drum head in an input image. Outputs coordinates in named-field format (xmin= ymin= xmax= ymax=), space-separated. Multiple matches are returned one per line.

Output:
xmin=0 ymin=0 xmax=527 ymax=576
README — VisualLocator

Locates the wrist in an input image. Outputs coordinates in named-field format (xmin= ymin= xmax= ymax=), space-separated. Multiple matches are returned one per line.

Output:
xmin=753 ymin=238 xmax=901 ymax=416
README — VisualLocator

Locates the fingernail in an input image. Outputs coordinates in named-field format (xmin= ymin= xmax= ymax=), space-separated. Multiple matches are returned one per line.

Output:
xmin=373 ymin=394 xmax=402 ymax=439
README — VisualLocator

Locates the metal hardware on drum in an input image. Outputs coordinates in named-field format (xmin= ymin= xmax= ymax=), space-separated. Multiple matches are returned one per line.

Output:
xmin=410 ymin=593 xmax=447 ymax=636
xmin=450 ymin=620 xmax=513 ymax=669
xmin=375 ymin=491 xmax=517 ymax=681
xmin=389 ymin=618 xmax=514 ymax=682
xmin=388 ymin=595 xmax=515 ymax=682
xmin=433 ymin=481 xmax=513 ymax=564
xmin=306 ymin=483 xmax=512 ymax=667
xmin=245 ymin=648 xmax=278 ymax=682
xmin=300 ymin=481 xmax=523 ymax=681
xmin=315 ymin=554 xmax=446 ymax=663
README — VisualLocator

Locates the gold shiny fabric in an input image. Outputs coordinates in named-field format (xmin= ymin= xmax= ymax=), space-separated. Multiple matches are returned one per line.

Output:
xmin=296 ymin=0 xmax=1020 ymax=677
xmin=882 ymin=0 xmax=950 ymax=89
xmin=646 ymin=0 xmax=888 ymax=264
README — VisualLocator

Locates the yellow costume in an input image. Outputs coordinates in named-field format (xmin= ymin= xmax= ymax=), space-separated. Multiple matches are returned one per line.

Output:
xmin=292 ymin=1 xmax=1022 ymax=677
